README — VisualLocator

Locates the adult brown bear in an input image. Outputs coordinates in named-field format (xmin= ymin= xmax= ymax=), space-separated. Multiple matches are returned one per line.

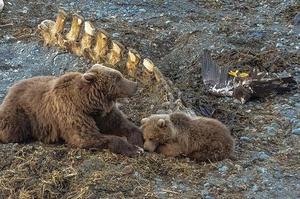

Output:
xmin=0 ymin=64 xmax=143 ymax=156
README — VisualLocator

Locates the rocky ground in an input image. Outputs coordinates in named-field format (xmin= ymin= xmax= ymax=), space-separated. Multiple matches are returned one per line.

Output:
xmin=0 ymin=0 xmax=299 ymax=198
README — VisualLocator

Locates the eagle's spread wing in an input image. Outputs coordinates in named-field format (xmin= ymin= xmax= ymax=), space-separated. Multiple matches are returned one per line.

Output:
xmin=201 ymin=49 xmax=233 ymax=96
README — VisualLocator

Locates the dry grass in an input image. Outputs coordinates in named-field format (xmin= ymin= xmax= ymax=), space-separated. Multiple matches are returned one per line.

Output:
xmin=0 ymin=143 xmax=224 ymax=198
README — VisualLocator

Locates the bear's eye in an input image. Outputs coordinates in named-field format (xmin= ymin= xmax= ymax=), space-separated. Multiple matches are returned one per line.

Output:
xmin=115 ymin=75 xmax=122 ymax=81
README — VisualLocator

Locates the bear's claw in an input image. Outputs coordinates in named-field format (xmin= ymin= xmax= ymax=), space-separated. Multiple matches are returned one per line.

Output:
xmin=136 ymin=146 xmax=144 ymax=154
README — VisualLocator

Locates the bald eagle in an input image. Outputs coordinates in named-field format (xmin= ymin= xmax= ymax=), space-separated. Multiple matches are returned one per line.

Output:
xmin=201 ymin=50 xmax=297 ymax=104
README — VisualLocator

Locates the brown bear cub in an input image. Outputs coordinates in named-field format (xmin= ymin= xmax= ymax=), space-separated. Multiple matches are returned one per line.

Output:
xmin=141 ymin=112 xmax=235 ymax=162
xmin=0 ymin=64 xmax=143 ymax=157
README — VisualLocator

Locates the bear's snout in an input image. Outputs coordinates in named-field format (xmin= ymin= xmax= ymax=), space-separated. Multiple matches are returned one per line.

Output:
xmin=143 ymin=140 xmax=158 ymax=152
xmin=119 ymin=78 xmax=138 ymax=97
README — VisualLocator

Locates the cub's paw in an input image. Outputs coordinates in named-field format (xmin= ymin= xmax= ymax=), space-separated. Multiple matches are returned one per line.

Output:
xmin=109 ymin=137 xmax=143 ymax=157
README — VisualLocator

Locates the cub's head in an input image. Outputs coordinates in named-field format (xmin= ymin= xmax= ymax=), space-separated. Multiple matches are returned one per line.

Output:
xmin=140 ymin=114 xmax=177 ymax=152
xmin=80 ymin=64 xmax=138 ymax=112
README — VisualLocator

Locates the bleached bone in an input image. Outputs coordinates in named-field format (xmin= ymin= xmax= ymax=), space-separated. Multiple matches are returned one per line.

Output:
xmin=66 ymin=21 xmax=96 ymax=57
xmin=92 ymin=29 xmax=110 ymax=62
xmin=143 ymin=58 xmax=154 ymax=72
xmin=142 ymin=58 xmax=156 ymax=85
xmin=153 ymin=67 xmax=163 ymax=83
xmin=51 ymin=9 xmax=67 ymax=46
xmin=81 ymin=21 xmax=95 ymax=53
xmin=66 ymin=14 xmax=84 ymax=41
xmin=107 ymin=40 xmax=125 ymax=66
xmin=38 ymin=9 xmax=67 ymax=47
xmin=54 ymin=9 xmax=67 ymax=34
xmin=38 ymin=19 xmax=55 ymax=46
xmin=126 ymin=48 xmax=141 ymax=77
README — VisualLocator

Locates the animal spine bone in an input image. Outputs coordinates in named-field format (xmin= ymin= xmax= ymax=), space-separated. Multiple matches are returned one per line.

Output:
xmin=80 ymin=21 xmax=95 ymax=54
xmin=37 ymin=9 xmax=194 ymax=116
xmin=92 ymin=29 xmax=110 ymax=63
xmin=126 ymin=48 xmax=141 ymax=77
xmin=107 ymin=40 xmax=125 ymax=66
xmin=66 ymin=14 xmax=84 ymax=41
xmin=37 ymin=20 xmax=55 ymax=46
xmin=143 ymin=58 xmax=154 ymax=73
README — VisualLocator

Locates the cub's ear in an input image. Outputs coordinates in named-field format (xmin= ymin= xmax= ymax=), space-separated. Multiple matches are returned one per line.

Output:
xmin=157 ymin=118 xmax=166 ymax=128
xmin=141 ymin=117 xmax=150 ymax=125
xmin=82 ymin=72 xmax=96 ymax=83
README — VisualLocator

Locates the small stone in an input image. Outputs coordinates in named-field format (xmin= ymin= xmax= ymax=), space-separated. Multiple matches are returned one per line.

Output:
xmin=294 ymin=103 xmax=300 ymax=109
xmin=293 ymin=12 xmax=300 ymax=26
xmin=257 ymin=167 xmax=268 ymax=174
xmin=205 ymin=196 xmax=215 ymax=199
xmin=287 ymin=29 xmax=294 ymax=35
xmin=21 ymin=6 xmax=28 ymax=14
xmin=260 ymin=46 xmax=266 ymax=51
xmin=122 ymin=165 xmax=134 ymax=175
xmin=139 ymin=8 xmax=146 ymax=12
xmin=264 ymin=126 xmax=277 ymax=136
xmin=240 ymin=136 xmax=251 ymax=142
xmin=292 ymin=128 xmax=300 ymax=135
xmin=112 ymin=33 xmax=120 ymax=37
xmin=276 ymin=43 xmax=283 ymax=48
xmin=293 ymin=93 xmax=300 ymax=97
xmin=252 ymin=184 xmax=259 ymax=192
xmin=279 ymin=106 xmax=298 ymax=120
xmin=291 ymin=119 xmax=300 ymax=128
xmin=257 ymin=152 xmax=270 ymax=161
xmin=218 ymin=165 xmax=229 ymax=173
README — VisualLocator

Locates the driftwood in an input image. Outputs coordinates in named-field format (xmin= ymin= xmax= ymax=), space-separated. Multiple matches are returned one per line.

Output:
xmin=201 ymin=50 xmax=297 ymax=104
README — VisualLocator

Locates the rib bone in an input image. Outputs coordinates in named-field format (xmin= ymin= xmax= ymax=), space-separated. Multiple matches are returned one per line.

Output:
xmin=66 ymin=14 xmax=84 ymax=41
xmin=67 ymin=21 xmax=96 ymax=57
xmin=37 ymin=19 xmax=55 ymax=46
xmin=142 ymin=58 xmax=156 ymax=85
xmin=38 ymin=9 xmax=67 ymax=47
xmin=80 ymin=21 xmax=95 ymax=54
xmin=53 ymin=9 xmax=67 ymax=34
xmin=107 ymin=40 xmax=125 ymax=66
xmin=143 ymin=58 xmax=154 ymax=72
xmin=126 ymin=48 xmax=141 ymax=77
xmin=92 ymin=29 xmax=110 ymax=62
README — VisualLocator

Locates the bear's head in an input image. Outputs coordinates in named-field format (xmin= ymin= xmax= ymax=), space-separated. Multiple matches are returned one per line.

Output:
xmin=80 ymin=64 xmax=138 ymax=112
xmin=140 ymin=114 xmax=178 ymax=152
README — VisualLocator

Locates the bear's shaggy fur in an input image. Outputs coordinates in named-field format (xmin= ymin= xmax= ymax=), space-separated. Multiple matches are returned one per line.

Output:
xmin=141 ymin=112 xmax=234 ymax=162
xmin=0 ymin=64 xmax=143 ymax=156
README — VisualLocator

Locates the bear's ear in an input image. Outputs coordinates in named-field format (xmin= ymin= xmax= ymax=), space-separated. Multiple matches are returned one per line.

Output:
xmin=82 ymin=72 xmax=96 ymax=83
xmin=141 ymin=117 xmax=150 ymax=125
xmin=157 ymin=118 xmax=166 ymax=128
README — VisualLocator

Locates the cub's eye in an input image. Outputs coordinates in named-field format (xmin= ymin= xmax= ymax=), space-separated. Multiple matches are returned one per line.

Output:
xmin=149 ymin=138 xmax=157 ymax=142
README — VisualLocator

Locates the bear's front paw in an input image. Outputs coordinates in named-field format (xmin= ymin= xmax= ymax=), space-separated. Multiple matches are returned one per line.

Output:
xmin=127 ymin=128 xmax=144 ymax=147
xmin=109 ymin=137 xmax=143 ymax=157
